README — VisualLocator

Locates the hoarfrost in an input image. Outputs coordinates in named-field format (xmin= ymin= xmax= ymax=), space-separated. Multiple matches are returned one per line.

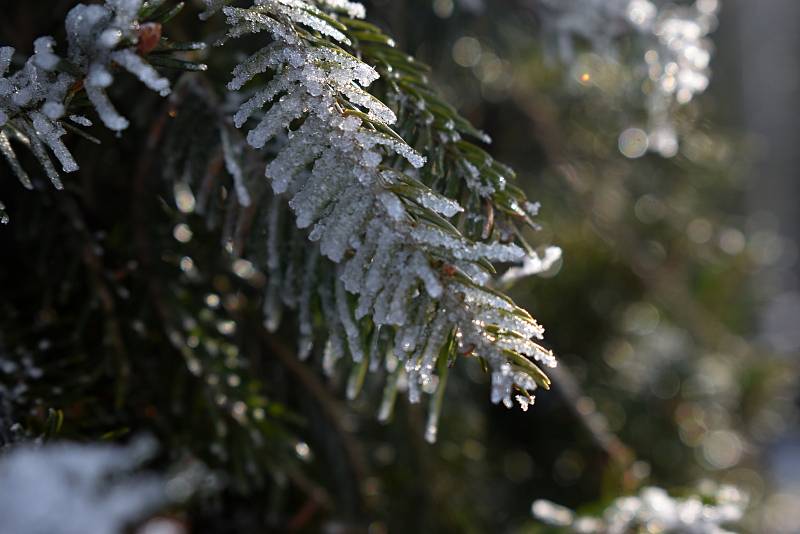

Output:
xmin=213 ymin=0 xmax=557 ymax=431
xmin=0 ymin=0 xmax=182 ymax=202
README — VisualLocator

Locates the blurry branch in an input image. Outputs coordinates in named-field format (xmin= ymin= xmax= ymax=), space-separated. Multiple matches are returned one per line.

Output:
xmin=59 ymin=196 xmax=131 ymax=407
xmin=548 ymin=365 xmax=634 ymax=472
xmin=260 ymin=329 xmax=369 ymax=505
xmin=283 ymin=465 xmax=335 ymax=529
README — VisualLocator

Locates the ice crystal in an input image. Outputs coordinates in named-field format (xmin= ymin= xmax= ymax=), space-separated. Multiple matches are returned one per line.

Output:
xmin=65 ymin=0 xmax=173 ymax=129
xmin=220 ymin=127 xmax=251 ymax=206
xmin=499 ymin=246 xmax=562 ymax=285
xmin=318 ymin=0 xmax=366 ymax=19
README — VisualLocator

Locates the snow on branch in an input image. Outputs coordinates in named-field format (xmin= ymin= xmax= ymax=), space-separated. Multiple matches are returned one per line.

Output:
xmin=0 ymin=438 xmax=167 ymax=534
xmin=2 ymin=0 xmax=560 ymax=442
xmin=208 ymin=0 xmax=557 ymax=439
xmin=0 ymin=0 xmax=205 ymax=222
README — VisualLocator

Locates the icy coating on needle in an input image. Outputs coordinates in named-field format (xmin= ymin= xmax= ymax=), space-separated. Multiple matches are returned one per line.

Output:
xmin=0 ymin=0 xmax=180 ymax=220
xmin=213 ymin=0 xmax=556 ymax=439
xmin=209 ymin=0 xmax=556 ymax=441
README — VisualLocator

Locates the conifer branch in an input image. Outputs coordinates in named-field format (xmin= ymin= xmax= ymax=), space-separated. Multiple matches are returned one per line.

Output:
xmin=2 ymin=0 xmax=562 ymax=444
xmin=0 ymin=0 xmax=206 ymax=220
xmin=192 ymin=0 xmax=559 ymax=441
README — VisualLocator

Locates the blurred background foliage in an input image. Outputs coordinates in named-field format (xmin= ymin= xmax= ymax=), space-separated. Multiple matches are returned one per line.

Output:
xmin=1 ymin=1 xmax=799 ymax=533
xmin=358 ymin=1 xmax=800 ymax=532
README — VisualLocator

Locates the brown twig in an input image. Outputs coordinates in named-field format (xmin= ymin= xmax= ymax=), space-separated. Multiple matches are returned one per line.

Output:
xmin=58 ymin=197 xmax=131 ymax=408
xmin=260 ymin=329 xmax=370 ymax=494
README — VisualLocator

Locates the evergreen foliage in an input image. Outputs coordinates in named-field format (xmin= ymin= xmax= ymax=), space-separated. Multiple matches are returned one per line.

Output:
xmin=1 ymin=0 xmax=558 ymax=438
xmin=0 ymin=1 xmax=793 ymax=533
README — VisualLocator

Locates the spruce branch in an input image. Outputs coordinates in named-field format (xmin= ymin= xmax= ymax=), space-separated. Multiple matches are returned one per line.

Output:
xmin=196 ymin=0 xmax=559 ymax=441
xmin=0 ymin=0 xmax=206 ymax=219
xmin=3 ymin=0 xmax=564 ymax=445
